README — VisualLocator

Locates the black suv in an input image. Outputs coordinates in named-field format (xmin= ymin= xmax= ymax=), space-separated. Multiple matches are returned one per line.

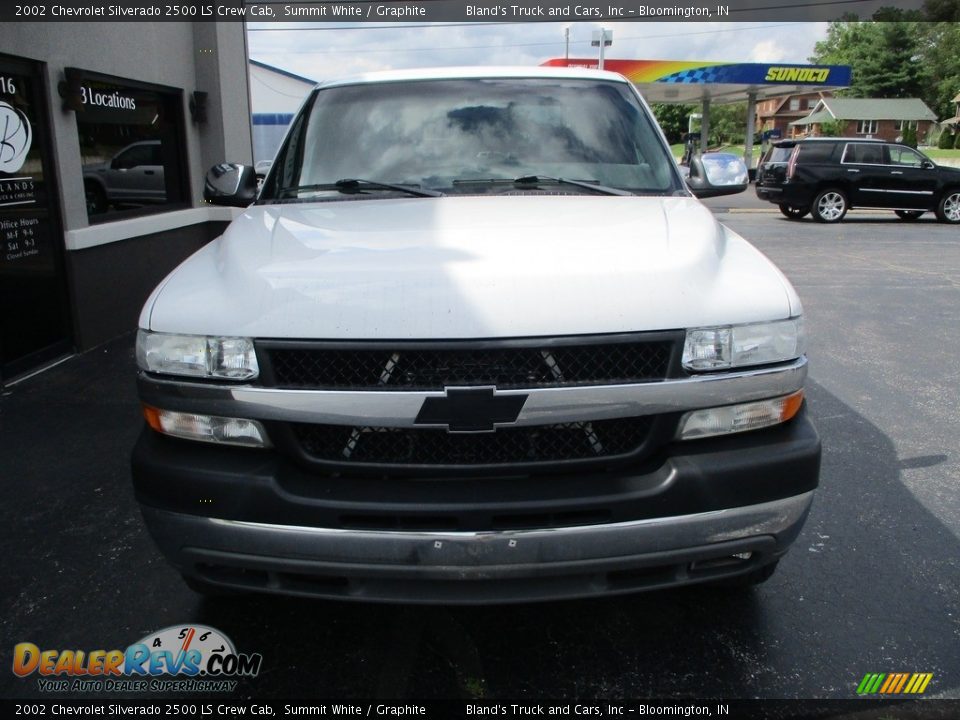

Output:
xmin=756 ymin=137 xmax=960 ymax=224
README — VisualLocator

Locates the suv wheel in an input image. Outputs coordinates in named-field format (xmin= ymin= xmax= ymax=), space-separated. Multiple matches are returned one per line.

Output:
xmin=812 ymin=188 xmax=847 ymax=223
xmin=779 ymin=204 xmax=808 ymax=220
xmin=895 ymin=210 xmax=924 ymax=221
xmin=936 ymin=190 xmax=960 ymax=224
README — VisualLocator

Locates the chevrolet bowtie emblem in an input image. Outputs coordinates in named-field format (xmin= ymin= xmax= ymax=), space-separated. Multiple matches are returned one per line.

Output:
xmin=415 ymin=387 xmax=528 ymax=433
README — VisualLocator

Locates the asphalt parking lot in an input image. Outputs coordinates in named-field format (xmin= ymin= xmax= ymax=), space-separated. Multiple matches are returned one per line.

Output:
xmin=2 ymin=199 xmax=958 ymax=702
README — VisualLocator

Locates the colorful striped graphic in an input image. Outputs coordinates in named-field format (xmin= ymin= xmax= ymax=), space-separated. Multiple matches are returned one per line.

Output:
xmin=856 ymin=673 xmax=933 ymax=695
xmin=541 ymin=59 xmax=852 ymax=87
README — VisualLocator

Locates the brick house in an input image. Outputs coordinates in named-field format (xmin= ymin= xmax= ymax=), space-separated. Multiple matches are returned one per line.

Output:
xmin=789 ymin=97 xmax=938 ymax=142
xmin=755 ymin=91 xmax=832 ymax=139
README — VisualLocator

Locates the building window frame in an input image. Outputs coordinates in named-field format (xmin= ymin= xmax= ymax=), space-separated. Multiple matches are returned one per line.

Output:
xmin=856 ymin=119 xmax=879 ymax=135
xmin=66 ymin=68 xmax=191 ymax=225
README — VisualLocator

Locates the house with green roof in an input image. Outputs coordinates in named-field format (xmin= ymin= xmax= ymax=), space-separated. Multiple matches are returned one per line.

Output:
xmin=789 ymin=97 xmax=938 ymax=142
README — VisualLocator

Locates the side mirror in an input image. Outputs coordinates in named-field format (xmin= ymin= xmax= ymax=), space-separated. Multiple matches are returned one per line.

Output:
xmin=921 ymin=160 xmax=935 ymax=170
xmin=686 ymin=153 xmax=749 ymax=199
xmin=204 ymin=163 xmax=258 ymax=207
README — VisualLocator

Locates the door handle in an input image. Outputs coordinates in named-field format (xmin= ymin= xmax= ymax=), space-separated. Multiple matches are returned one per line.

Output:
xmin=890 ymin=171 xmax=903 ymax=175
xmin=847 ymin=169 xmax=860 ymax=173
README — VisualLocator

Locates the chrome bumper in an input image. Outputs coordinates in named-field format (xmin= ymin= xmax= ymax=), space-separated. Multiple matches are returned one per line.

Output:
xmin=142 ymin=491 xmax=814 ymax=603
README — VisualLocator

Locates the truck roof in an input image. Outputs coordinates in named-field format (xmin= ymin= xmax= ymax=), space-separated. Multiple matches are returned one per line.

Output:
xmin=314 ymin=66 xmax=630 ymax=90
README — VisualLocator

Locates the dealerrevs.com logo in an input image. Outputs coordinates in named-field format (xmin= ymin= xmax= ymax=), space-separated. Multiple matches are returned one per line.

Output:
xmin=12 ymin=625 xmax=262 ymax=693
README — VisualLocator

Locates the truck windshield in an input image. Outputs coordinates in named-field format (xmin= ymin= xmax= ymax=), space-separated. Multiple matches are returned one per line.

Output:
xmin=261 ymin=77 xmax=684 ymax=201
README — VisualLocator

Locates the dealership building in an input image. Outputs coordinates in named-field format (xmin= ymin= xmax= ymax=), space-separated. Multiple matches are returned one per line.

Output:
xmin=0 ymin=22 xmax=253 ymax=383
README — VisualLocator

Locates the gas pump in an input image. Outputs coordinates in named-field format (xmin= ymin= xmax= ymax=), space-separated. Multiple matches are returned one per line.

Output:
xmin=681 ymin=113 xmax=702 ymax=166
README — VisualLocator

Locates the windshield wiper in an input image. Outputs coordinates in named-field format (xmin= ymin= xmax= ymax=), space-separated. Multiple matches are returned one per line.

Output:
xmin=452 ymin=175 xmax=633 ymax=196
xmin=277 ymin=179 xmax=442 ymax=199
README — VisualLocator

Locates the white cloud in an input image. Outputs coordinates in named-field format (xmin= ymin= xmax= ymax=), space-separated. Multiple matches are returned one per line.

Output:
xmin=749 ymin=39 xmax=788 ymax=63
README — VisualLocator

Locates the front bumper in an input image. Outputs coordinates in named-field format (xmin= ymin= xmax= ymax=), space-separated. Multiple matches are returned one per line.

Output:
xmin=132 ymin=409 xmax=820 ymax=603
xmin=143 ymin=494 xmax=812 ymax=603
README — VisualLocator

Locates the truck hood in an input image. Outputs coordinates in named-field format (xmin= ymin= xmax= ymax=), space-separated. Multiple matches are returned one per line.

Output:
xmin=143 ymin=195 xmax=799 ymax=339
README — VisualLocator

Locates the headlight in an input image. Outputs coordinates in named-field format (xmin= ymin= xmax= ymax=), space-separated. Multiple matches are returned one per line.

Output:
xmin=682 ymin=317 xmax=804 ymax=371
xmin=136 ymin=330 xmax=259 ymax=380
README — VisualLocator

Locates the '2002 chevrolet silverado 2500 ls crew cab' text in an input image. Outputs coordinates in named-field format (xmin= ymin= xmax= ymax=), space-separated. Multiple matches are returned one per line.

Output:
xmin=132 ymin=67 xmax=820 ymax=603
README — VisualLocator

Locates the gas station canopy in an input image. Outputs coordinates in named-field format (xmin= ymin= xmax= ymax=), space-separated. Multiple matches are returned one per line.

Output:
xmin=541 ymin=59 xmax=852 ymax=104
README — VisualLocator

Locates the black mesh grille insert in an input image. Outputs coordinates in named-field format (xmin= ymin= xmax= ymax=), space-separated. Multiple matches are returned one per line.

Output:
xmin=291 ymin=417 xmax=654 ymax=467
xmin=265 ymin=341 xmax=673 ymax=390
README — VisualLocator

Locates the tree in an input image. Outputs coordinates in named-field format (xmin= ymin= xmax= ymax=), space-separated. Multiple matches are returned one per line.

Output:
xmin=861 ymin=23 xmax=928 ymax=98
xmin=811 ymin=6 xmax=960 ymax=123
xmin=651 ymin=103 xmax=696 ymax=144
xmin=707 ymin=103 xmax=748 ymax=147
xmin=902 ymin=124 xmax=918 ymax=148
xmin=809 ymin=20 xmax=928 ymax=100
xmin=916 ymin=22 xmax=960 ymax=119
xmin=650 ymin=101 xmax=748 ymax=149
xmin=810 ymin=17 xmax=878 ymax=69
xmin=819 ymin=119 xmax=846 ymax=137
xmin=922 ymin=0 xmax=960 ymax=22
xmin=938 ymin=128 xmax=955 ymax=149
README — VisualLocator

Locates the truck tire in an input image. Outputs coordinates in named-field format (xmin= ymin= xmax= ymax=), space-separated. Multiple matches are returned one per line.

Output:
xmin=812 ymin=188 xmax=847 ymax=223
xmin=935 ymin=190 xmax=960 ymax=224
xmin=779 ymin=204 xmax=808 ymax=220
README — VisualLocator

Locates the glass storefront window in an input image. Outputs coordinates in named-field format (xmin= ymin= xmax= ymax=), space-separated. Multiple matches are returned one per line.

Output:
xmin=69 ymin=70 xmax=188 ymax=221
xmin=1 ymin=52 xmax=73 ymax=380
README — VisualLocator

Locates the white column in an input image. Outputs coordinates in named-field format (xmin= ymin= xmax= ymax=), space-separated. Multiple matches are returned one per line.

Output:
xmin=700 ymin=97 xmax=711 ymax=153
xmin=744 ymin=92 xmax=757 ymax=176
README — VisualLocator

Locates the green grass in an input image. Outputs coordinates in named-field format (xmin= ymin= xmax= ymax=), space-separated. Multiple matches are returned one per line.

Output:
xmin=922 ymin=147 xmax=960 ymax=159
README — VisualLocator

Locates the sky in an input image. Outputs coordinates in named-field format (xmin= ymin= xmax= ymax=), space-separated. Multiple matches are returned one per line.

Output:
xmin=245 ymin=21 xmax=831 ymax=82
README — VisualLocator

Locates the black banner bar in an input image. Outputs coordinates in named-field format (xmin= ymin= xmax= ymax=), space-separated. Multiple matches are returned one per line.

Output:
xmin=4 ymin=699 xmax=960 ymax=719
xmin=0 ymin=0 xmax=936 ymax=24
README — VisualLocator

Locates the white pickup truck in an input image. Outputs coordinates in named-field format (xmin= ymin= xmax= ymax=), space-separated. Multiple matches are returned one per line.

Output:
xmin=132 ymin=67 xmax=820 ymax=603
